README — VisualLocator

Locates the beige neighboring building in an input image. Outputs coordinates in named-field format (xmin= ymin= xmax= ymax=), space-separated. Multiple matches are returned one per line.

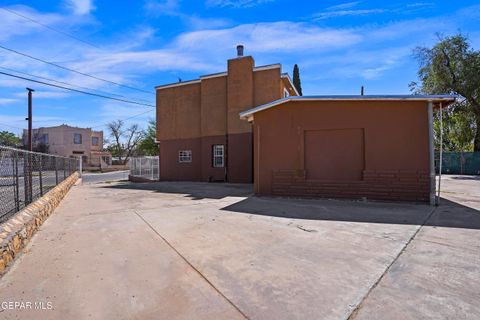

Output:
xmin=23 ymin=124 xmax=111 ymax=168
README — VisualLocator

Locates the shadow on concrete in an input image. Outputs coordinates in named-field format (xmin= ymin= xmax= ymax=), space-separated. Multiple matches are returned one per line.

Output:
xmin=220 ymin=196 xmax=480 ymax=230
xmin=100 ymin=181 xmax=253 ymax=200
xmin=448 ymin=175 xmax=480 ymax=181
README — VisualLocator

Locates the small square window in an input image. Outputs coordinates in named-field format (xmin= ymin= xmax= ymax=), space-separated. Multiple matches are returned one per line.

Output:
xmin=284 ymin=88 xmax=290 ymax=98
xmin=40 ymin=133 xmax=48 ymax=144
xmin=92 ymin=136 xmax=99 ymax=146
xmin=178 ymin=150 xmax=192 ymax=163
xmin=74 ymin=133 xmax=82 ymax=144
xmin=212 ymin=145 xmax=224 ymax=168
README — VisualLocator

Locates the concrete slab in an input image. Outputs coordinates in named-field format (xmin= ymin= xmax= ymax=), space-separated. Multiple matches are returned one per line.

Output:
xmin=352 ymin=175 xmax=480 ymax=320
xmin=0 ymin=184 xmax=245 ymax=320
xmin=0 ymin=177 xmax=478 ymax=319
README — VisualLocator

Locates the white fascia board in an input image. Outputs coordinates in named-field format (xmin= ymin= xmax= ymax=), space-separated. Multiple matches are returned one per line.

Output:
xmin=155 ymin=79 xmax=201 ymax=90
xmin=281 ymin=73 xmax=300 ymax=96
xmin=239 ymin=95 xmax=457 ymax=120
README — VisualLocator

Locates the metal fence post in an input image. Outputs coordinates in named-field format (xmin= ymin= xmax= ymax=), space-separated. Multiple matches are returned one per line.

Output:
xmin=13 ymin=151 xmax=20 ymax=211
xmin=55 ymin=157 xmax=59 ymax=184
xmin=23 ymin=152 xmax=30 ymax=205
xmin=79 ymin=156 xmax=82 ymax=178
xmin=39 ymin=154 xmax=43 ymax=196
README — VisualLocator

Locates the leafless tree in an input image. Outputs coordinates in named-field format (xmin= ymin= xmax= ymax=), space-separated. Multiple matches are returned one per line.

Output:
xmin=106 ymin=120 xmax=143 ymax=165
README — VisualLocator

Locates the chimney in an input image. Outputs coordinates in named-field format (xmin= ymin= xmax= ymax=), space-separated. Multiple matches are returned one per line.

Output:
xmin=236 ymin=44 xmax=244 ymax=57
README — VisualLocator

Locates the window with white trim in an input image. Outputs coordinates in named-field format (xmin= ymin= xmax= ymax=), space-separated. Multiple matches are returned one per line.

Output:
xmin=212 ymin=145 xmax=224 ymax=168
xmin=178 ymin=150 xmax=192 ymax=163
xmin=284 ymin=88 xmax=290 ymax=98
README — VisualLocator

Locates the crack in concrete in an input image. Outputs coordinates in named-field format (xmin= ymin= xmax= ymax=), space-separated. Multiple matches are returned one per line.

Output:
xmin=346 ymin=206 xmax=438 ymax=320
xmin=133 ymin=210 xmax=250 ymax=320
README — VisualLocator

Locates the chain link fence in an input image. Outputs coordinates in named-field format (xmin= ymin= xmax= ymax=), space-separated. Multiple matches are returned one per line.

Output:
xmin=129 ymin=157 xmax=159 ymax=181
xmin=0 ymin=145 xmax=79 ymax=222
xmin=436 ymin=151 xmax=480 ymax=175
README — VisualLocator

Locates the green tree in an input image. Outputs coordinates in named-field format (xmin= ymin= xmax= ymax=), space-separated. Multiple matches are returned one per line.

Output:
xmin=0 ymin=130 xmax=21 ymax=147
xmin=292 ymin=64 xmax=303 ymax=96
xmin=411 ymin=34 xmax=480 ymax=151
xmin=137 ymin=119 xmax=159 ymax=156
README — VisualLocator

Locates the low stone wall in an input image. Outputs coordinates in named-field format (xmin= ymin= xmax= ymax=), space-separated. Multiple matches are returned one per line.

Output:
xmin=0 ymin=172 xmax=80 ymax=274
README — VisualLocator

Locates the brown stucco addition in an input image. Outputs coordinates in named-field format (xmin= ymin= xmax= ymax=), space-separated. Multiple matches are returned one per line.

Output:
xmin=242 ymin=96 xmax=455 ymax=202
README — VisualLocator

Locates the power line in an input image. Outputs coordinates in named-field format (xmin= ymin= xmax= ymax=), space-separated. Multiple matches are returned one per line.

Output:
xmin=0 ymin=44 xmax=154 ymax=95
xmin=90 ymin=109 xmax=154 ymax=128
xmin=0 ymin=66 xmax=153 ymax=104
xmin=0 ymin=7 xmax=101 ymax=50
xmin=0 ymin=71 xmax=155 ymax=107
xmin=0 ymin=122 xmax=24 ymax=130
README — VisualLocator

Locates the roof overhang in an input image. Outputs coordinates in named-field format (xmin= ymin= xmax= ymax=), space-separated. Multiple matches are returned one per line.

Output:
xmin=239 ymin=95 xmax=458 ymax=122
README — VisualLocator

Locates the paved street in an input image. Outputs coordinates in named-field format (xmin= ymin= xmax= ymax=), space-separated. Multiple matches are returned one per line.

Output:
xmin=81 ymin=170 xmax=129 ymax=184
xmin=0 ymin=176 xmax=479 ymax=319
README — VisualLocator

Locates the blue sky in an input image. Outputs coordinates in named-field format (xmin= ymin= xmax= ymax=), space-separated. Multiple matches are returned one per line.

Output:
xmin=0 ymin=0 xmax=479 ymax=136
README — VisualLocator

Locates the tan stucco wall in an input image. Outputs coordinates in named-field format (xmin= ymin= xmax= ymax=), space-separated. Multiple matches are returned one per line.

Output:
xmin=253 ymin=68 xmax=283 ymax=107
xmin=201 ymin=76 xmax=227 ymax=137
xmin=157 ymin=83 xmax=202 ymax=140
xmin=155 ymin=55 xmax=297 ymax=182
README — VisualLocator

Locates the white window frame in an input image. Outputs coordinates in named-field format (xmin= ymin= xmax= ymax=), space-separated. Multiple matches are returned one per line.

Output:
xmin=284 ymin=88 xmax=290 ymax=98
xmin=178 ymin=150 xmax=192 ymax=163
xmin=212 ymin=145 xmax=224 ymax=168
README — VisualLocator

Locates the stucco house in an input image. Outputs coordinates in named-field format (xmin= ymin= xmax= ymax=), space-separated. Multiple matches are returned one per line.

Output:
xmin=155 ymin=45 xmax=298 ymax=183
xmin=23 ymin=124 xmax=111 ymax=168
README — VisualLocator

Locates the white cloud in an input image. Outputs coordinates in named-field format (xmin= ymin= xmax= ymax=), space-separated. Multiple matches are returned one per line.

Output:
xmin=313 ymin=9 xmax=385 ymax=20
xmin=326 ymin=1 xmax=361 ymax=11
xmin=64 ymin=0 xmax=95 ymax=15
xmin=0 ymin=98 xmax=19 ymax=106
xmin=173 ymin=22 xmax=361 ymax=53
xmin=206 ymin=0 xmax=275 ymax=8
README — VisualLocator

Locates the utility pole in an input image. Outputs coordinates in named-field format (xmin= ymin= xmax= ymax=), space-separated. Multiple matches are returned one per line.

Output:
xmin=26 ymin=88 xmax=34 ymax=151
xmin=25 ymin=88 xmax=34 ymax=205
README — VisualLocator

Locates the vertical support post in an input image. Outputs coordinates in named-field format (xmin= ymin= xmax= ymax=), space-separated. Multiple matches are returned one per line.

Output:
xmin=13 ymin=151 xmax=20 ymax=211
xmin=23 ymin=152 xmax=30 ymax=205
xmin=437 ymin=103 xmax=443 ymax=205
xmin=79 ymin=156 xmax=83 ymax=178
xmin=427 ymin=101 xmax=436 ymax=205
xmin=39 ymin=154 xmax=43 ymax=196
xmin=55 ymin=157 xmax=59 ymax=184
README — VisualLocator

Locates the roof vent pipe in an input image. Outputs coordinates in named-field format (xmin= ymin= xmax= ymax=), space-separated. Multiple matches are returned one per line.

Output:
xmin=237 ymin=45 xmax=244 ymax=57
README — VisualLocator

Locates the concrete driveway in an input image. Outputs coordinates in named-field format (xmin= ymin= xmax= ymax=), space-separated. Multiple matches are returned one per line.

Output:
xmin=0 ymin=177 xmax=479 ymax=319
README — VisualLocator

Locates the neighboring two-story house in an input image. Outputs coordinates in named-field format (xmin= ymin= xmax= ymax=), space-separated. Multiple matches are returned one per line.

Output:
xmin=156 ymin=45 xmax=298 ymax=183
xmin=24 ymin=124 xmax=111 ymax=168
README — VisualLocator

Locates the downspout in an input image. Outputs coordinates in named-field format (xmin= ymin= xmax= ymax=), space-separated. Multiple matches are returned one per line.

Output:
xmin=437 ymin=102 xmax=443 ymax=205
xmin=428 ymin=101 xmax=436 ymax=205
